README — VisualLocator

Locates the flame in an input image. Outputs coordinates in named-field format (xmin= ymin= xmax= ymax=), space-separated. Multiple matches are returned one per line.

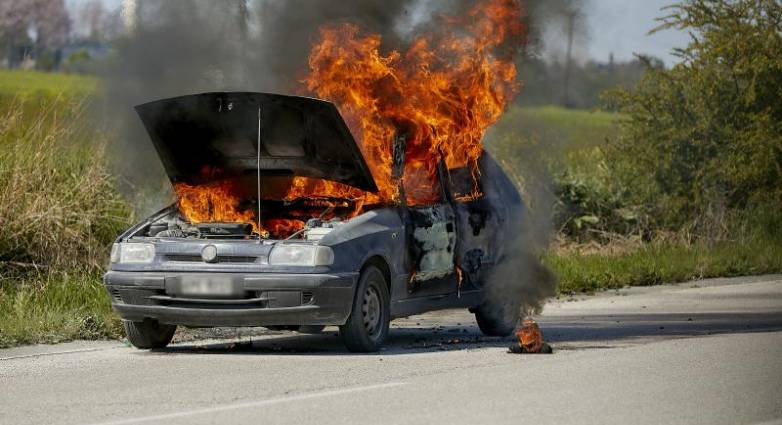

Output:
xmin=299 ymin=0 xmax=525 ymax=205
xmin=283 ymin=177 xmax=381 ymax=204
xmin=515 ymin=318 xmax=544 ymax=353
xmin=171 ymin=0 xmax=524 ymax=235
xmin=174 ymin=181 xmax=260 ymax=235
xmin=264 ymin=218 xmax=305 ymax=239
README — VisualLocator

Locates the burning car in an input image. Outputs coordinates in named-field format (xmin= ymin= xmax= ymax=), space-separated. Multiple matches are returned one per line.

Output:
xmin=105 ymin=92 xmax=524 ymax=352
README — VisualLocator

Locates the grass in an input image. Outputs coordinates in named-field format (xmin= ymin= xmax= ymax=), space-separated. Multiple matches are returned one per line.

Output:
xmin=0 ymin=272 xmax=121 ymax=348
xmin=0 ymin=97 xmax=131 ymax=271
xmin=546 ymin=237 xmax=782 ymax=294
xmin=0 ymin=72 xmax=130 ymax=348
xmin=492 ymin=105 xmax=620 ymax=152
xmin=0 ymin=69 xmax=97 ymax=98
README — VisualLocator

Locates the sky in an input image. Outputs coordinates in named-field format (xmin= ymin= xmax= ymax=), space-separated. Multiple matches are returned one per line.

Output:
xmin=582 ymin=0 xmax=689 ymax=66
xmin=64 ymin=0 xmax=690 ymax=67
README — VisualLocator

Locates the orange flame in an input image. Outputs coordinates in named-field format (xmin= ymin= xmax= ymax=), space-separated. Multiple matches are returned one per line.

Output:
xmin=298 ymin=0 xmax=525 ymax=205
xmin=174 ymin=181 xmax=317 ymax=239
xmin=174 ymin=181 xmax=260 ymax=235
xmin=515 ymin=318 xmax=544 ymax=353
xmin=264 ymin=218 xmax=305 ymax=239
xmin=172 ymin=0 xmax=524 ymax=234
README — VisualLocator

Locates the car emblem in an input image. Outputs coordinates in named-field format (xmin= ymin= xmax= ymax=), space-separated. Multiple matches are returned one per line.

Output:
xmin=201 ymin=245 xmax=218 ymax=263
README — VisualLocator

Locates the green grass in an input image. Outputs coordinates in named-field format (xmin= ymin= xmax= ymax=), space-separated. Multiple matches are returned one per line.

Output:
xmin=0 ymin=69 xmax=97 ymax=98
xmin=491 ymin=105 xmax=620 ymax=152
xmin=0 ymin=72 xmax=129 ymax=348
xmin=0 ymin=97 xmax=131 ymax=270
xmin=0 ymin=272 xmax=122 ymax=348
xmin=546 ymin=237 xmax=782 ymax=294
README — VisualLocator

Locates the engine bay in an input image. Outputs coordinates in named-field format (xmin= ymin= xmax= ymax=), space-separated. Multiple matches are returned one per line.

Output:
xmin=134 ymin=198 xmax=357 ymax=241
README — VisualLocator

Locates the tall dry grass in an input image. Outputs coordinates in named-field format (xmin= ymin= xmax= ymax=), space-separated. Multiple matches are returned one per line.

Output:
xmin=0 ymin=97 xmax=131 ymax=273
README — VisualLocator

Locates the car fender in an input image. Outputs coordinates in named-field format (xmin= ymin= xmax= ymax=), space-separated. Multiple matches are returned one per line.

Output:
xmin=319 ymin=208 xmax=406 ymax=285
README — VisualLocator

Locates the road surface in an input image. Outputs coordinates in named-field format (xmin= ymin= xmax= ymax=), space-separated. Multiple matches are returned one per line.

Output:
xmin=1 ymin=275 xmax=781 ymax=425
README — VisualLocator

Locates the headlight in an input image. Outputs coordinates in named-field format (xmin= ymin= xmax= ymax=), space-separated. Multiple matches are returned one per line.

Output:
xmin=110 ymin=243 xmax=120 ymax=263
xmin=114 ymin=243 xmax=155 ymax=264
xmin=268 ymin=244 xmax=333 ymax=266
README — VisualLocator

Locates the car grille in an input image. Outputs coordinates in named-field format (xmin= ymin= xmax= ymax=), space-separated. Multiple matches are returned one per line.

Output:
xmin=165 ymin=254 xmax=257 ymax=263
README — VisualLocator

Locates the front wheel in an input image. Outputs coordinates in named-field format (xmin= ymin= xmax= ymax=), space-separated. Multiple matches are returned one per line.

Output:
xmin=339 ymin=265 xmax=390 ymax=352
xmin=474 ymin=295 xmax=520 ymax=337
xmin=123 ymin=320 xmax=176 ymax=349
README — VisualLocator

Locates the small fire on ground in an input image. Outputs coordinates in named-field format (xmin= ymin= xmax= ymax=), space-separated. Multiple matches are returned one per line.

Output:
xmin=509 ymin=318 xmax=553 ymax=354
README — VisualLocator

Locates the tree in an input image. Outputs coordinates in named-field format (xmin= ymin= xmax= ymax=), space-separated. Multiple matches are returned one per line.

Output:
xmin=0 ymin=1 xmax=35 ymax=66
xmin=33 ymin=0 xmax=70 ymax=50
xmin=0 ymin=0 xmax=70 ymax=68
xmin=605 ymin=0 xmax=782 ymax=229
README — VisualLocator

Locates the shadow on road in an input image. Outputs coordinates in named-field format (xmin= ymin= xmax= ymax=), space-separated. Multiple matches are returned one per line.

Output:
xmin=145 ymin=310 xmax=782 ymax=356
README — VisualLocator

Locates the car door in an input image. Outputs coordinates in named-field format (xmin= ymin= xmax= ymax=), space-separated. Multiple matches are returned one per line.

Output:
xmin=392 ymin=135 xmax=458 ymax=296
xmin=407 ymin=203 xmax=456 ymax=287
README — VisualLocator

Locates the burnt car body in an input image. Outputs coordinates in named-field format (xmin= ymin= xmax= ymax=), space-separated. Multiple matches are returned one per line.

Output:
xmin=105 ymin=92 xmax=524 ymax=352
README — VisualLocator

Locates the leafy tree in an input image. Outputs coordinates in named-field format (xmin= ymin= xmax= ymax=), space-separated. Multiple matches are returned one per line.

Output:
xmin=605 ymin=0 xmax=782 ymax=230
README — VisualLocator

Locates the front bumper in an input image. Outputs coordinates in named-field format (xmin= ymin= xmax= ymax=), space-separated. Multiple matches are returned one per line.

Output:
xmin=104 ymin=271 xmax=357 ymax=327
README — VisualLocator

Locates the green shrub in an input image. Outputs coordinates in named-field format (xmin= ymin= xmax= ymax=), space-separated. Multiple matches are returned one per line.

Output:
xmin=604 ymin=0 xmax=782 ymax=230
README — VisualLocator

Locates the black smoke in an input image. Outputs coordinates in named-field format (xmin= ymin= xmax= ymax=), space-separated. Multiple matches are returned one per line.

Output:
xmin=102 ymin=0 xmax=424 ymax=212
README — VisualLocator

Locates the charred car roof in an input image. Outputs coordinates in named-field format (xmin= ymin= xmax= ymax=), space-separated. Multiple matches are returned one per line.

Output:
xmin=135 ymin=92 xmax=378 ymax=192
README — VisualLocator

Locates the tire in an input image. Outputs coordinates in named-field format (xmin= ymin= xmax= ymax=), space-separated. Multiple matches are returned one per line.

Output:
xmin=339 ymin=265 xmax=390 ymax=352
xmin=297 ymin=325 xmax=326 ymax=334
xmin=123 ymin=320 xmax=176 ymax=349
xmin=474 ymin=295 xmax=520 ymax=337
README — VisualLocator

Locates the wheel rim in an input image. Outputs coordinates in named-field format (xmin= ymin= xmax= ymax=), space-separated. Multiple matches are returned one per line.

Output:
xmin=362 ymin=283 xmax=382 ymax=340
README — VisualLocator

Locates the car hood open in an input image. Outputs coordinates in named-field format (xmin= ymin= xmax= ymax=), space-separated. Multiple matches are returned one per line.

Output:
xmin=135 ymin=92 xmax=378 ymax=192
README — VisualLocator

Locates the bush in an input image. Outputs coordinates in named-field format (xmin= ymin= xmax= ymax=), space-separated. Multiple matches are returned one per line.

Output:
xmin=604 ymin=0 xmax=782 ymax=230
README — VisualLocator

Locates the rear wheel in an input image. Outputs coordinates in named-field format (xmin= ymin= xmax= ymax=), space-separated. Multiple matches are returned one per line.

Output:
xmin=474 ymin=296 xmax=520 ymax=337
xmin=339 ymin=265 xmax=390 ymax=352
xmin=123 ymin=320 xmax=176 ymax=349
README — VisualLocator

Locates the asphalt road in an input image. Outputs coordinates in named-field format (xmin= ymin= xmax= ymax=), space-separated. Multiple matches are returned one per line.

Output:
xmin=2 ymin=275 xmax=781 ymax=425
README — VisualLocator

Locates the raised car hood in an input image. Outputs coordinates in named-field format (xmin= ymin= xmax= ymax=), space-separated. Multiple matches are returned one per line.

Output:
xmin=135 ymin=92 xmax=378 ymax=192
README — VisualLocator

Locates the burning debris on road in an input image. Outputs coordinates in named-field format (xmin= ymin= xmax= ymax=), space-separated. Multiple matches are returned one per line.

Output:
xmin=509 ymin=318 xmax=553 ymax=354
